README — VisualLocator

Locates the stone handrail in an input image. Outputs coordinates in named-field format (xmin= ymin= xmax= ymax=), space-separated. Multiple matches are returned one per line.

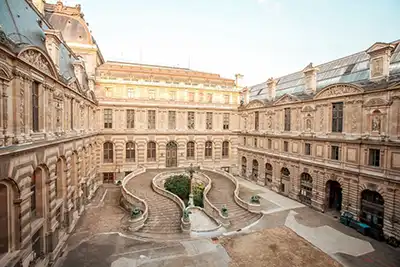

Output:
xmin=201 ymin=167 xmax=261 ymax=214
xmin=152 ymin=172 xmax=190 ymax=232
xmin=121 ymin=166 xmax=148 ymax=231
xmin=187 ymin=206 xmax=222 ymax=233
xmin=198 ymin=171 xmax=231 ymax=227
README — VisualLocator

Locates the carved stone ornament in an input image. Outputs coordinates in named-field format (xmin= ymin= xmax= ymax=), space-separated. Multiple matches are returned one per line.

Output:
xmin=19 ymin=49 xmax=55 ymax=77
xmin=363 ymin=98 xmax=390 ymax=107
xmin=245 ymin=100 xmax=264 ymax=109
xmin=274 ymin=93 xmax=299 ymax=105
xmin=301 ymin=105 xmax=316 ymax=112
xmin=314 ymin=84 xmax=363 ymax=100
xmin=53 ymin=90 xmax=64 ymax=100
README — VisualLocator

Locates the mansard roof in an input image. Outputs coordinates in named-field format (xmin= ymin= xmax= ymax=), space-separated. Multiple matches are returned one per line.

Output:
xmin=249 ymin=40 xmax=400 ymax=101
xmin=0 ymin=0 xmax=95 ymax=95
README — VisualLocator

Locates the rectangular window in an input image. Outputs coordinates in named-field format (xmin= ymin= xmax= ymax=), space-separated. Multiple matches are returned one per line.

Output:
xmin=244 ymin=137 xmax=247 ymax=146
xmin=188 ymin=111 xmax=195 ymax=129
xmin=268 ymin=139 xmax=272 ymax=149
xmin=148 ymin=89 xmax=155 ymax=99
xmin=255 ymin=111 xmax=259 ymax=130
xmin=223 ymin=113 xmax=230 ymax=130
xmin=369 ymin=149 xmax=380 ymax=167
xmin=199 ymin=93 xmax=204 ymax=102
xmin=103 ymin=172 xmax=114 ymax=183
xmin=104 ymin=109 xmax=112 ymax=128
xmin=32 ymin=81 xmax=39 ymax=132
xmin=332 ymin=102 xmax=343 ymax=132
xmin=331 ymin=145 xmax=340 ymax=160
xmin=126 ymin=109 xmax=135 ymax=129
xmin=206 ymin=112 xmax=213 ymax=130
xmin=148 ymin=110 xmax=156 ymax=129
xmin=284 ymin=108 xmax=291 ymax=131
xmin=305 ymin=143 xmax=311 ymax=155
xmin=127 ymin=88 xmax=135 ymax=98
xmin=168 ymin=111 xmax=176 ymax=129
xmin=169 ymin=91 xmax=176 ymax=101
xmin=105 ymin=87 xmax=112 ymax=97
xmin=207 ymin=93 xmax=213 ymax=103
xmin=254 ymin=138 xmax=257 ymax=147
xmin=188 ymin=92 xmax=195 ymax=102
xmin=224 ymin=95 xmax=230 ymax=104
xmin=284 ymin=141 xmax=289 ymax=152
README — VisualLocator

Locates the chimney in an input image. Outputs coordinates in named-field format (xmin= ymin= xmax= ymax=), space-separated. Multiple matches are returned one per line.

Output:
xmin=303 ymin=63 xmax=318 ymax=94
xmin=31 ymin=0 xmax=46 ymax=14
xmin=266 ymin=77 xmax=277 ymax=100
xmin=235 ymin=73 xmax=244 ymax=88
xmin=366 ymin=42 xmax=395 ymax=81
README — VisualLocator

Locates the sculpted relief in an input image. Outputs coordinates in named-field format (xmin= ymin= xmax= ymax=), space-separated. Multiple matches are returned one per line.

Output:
xmin=19 ymin=49 xmax=55 ymax=77
xmin=315 ymin=84 xmax=363 ymax=100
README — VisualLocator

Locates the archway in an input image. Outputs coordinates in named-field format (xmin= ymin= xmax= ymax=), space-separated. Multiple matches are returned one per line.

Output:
xmin=360 ymin=190 xmax=384 ymax=230
xmin=326 ymin=180 xmax=342 ymax=212
xmin=299 ymin=173 xmax=313 ymax=205
xmin=252 ymin=160 xmax=259 ymax=181
xmin=166 ymin=141 xmax=177 ymax=167
xmin=241 ymin=157 xmax=247 ymax=177
xmin=265 ymin=163 xmax=273 ymax=186
xmin=280 ymin=167 xmax=290 ymax=195
xmin=0 ymin=184 xmax=8 ymax=254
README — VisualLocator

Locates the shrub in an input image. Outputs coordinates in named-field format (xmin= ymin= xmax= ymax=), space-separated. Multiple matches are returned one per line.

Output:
xmin=221 ymin=205 xmax=228 ymax=217
xmin=131 ymin=207 xmax=142 ymax=219
xmin=250 ymin=195 xmax=261 ymax=204
xmin=164 ymin=174 xmax=190 ymax=202
xmin=192 ymin=183 xmax=205 ymax=207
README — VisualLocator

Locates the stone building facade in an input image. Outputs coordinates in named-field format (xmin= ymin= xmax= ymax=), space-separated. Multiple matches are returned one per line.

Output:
xmin=95 ymin=61 xmax=242 ymax=181
xmin=238 ymin=41 xmax=400 ymax=241
xmin=1 ymin=1 xmax=400 ymax=267
xmin=0 ymin=1 xmax=103 ymax=266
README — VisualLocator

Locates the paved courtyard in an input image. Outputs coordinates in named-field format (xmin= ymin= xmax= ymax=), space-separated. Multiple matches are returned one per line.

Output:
xmin=55 ymin=178 xmax=400 ymax=267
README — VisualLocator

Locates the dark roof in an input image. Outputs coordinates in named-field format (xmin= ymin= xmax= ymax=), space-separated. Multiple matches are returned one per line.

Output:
xmin=250 ymin=40 xmax=400 ymax=101
xmin=0 ymin=0 xmax=89 ymax=91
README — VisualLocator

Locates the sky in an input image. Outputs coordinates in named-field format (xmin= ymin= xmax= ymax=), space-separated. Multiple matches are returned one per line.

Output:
xmin=49 ymin=0 xmax=400 ymax=86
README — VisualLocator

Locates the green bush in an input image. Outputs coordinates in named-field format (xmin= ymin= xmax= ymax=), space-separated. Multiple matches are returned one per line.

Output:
xmin=193 ymin=183 xmax=205 ymax=207
xmin=164 ymin=174 xmax=190 ymax=202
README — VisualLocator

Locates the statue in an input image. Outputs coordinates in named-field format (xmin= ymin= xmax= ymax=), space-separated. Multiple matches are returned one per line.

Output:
xmin=185 ymin=163 xmax=200 ymax=207
xmin=372 ymin=115 xmax=381 ymax=132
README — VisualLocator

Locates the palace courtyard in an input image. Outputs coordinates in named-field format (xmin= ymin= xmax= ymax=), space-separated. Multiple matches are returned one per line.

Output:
xmin=53 ymin=172 xmax=400 ymax=267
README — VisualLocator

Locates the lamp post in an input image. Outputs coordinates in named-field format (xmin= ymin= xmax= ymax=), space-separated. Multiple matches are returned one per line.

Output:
xmin=186 ymin=163 xmax=200 ymax=207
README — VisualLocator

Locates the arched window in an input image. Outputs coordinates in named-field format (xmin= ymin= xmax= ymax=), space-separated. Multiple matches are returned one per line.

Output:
xmin=147 ymin=141 xmax=156 ymax=161
xmin=55 ymin=158 xmax=63 ymax=198
xmin=205 ymin=141 xmax=213 ymax=159
xmin=126 ymin=142 xmax=135 ymax=162
xmin=31 ymin=168 xmax=45 ymax=218
xmin=265 ymin=163 xmax=273 ymax=184
xmin=252 ymin=159 xmax=259 ymax=180
xmin=241 ymin=157 xmax=247 ymax=176
xmin=222 ymin=141 xmax=229 ymax=158
xmin=0 ymin=184 xmax=9 ymax=254
xmin=360 ymin=190 xmax=384 ymax=230
xmin=300 ymin=173 xmax=313 ymax=205
xmin=103 ymin=142 xmax=113 ymax=163
xmin=187 ymin=141 xmax=195 ymax=159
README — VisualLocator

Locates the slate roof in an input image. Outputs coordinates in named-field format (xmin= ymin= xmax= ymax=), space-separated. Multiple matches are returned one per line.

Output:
xmin=249 ymin=40 xmax=400 ymax=101
xmin=0 ymin=0 xmax=84 ymax=86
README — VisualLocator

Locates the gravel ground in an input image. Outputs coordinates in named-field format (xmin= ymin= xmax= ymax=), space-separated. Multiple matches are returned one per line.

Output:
xmin=220 ymin=226 xmax=342 ymax=267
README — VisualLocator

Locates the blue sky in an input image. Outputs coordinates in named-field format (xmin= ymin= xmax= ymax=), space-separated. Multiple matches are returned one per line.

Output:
xmin=51 ymin=0 xmax=400 ymax=86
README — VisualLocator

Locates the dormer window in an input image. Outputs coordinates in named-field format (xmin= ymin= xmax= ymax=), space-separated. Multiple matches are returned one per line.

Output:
xmin=366 ymin=42 xmax=395 ymax=81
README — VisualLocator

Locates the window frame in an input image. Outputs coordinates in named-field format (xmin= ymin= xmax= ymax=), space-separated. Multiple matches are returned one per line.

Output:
xmin=223 ymin=113 xmax=230 ymax=130
xmin=168 ymin=110 xmax=176 ymax=130
xmin=148 ymin=110 xmax=156 ymax=129
xmin=205 ymin=141 xmax=213 ymax=159
xmin=331 ymin=145 xmax=340 ymax=160
xmin=206 ymin=112 xmax=213 ymax=130
xmin=305 ymin=143 xmax=311 ymax=155
xmin=32 ymin=81 xmax=39 ymax=132
xmin=222 ymin=141 xmax=229 ymax=158
xmin=103 ymin=142 xmax=114 ymax=163
xmin=126 ymin=109 xmax=135 ymax=129
xmin=147 ymin=141 xmax=156 ymax=161
xmin=187 ymin=141 xmax=195 ymax=159
xmin=104 ymin=109 xmax=113 ymax=129
xmin=125 ymin=142 xmax=135 ymax=162
xmin=284 ymin=108 xmax=291 ymax=131
xmin=368 ymin=148 xmax=380 ymax=167
xmin=332 ymin=102 xmax=344 ymax=133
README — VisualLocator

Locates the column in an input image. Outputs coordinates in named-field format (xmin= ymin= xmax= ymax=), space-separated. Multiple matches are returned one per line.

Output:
xmin=2 ymin=80 xmax=12 ymax=145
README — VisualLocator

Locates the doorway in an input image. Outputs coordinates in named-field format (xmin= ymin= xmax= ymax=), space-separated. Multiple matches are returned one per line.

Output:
xmin=326 ymin=180 xmax=342 ymax=211
xmin=166 ymin=142 xmax=178 ymax=167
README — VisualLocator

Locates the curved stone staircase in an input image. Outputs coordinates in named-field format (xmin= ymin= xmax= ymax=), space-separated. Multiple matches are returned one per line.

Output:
xmin=203 ymin=170 xmax=262 ymax=230
xmin=125 ymin=169 xmax=184 ymax=239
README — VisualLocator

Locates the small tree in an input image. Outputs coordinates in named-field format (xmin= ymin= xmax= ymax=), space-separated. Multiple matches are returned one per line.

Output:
xmin=193 ymin=183 xmax=205 ymax=207
xmin=250 ymin=195 xmax=261 ymax=204
xmin=164 ymin=174 xmax=191 ymax=202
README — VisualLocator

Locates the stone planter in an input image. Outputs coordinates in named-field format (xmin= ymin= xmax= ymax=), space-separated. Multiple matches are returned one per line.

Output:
xmin=248 ymin=203 xmax=261 ymax=213
xmin=181 ymin=217 xmax=191 ymax=232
